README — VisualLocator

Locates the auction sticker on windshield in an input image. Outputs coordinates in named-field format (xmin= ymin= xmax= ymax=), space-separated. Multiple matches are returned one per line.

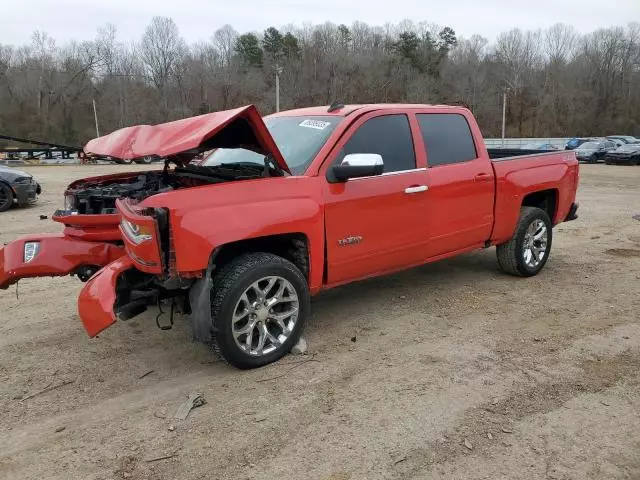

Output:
xmin=299 ymin=119 xmax=331 ymax=130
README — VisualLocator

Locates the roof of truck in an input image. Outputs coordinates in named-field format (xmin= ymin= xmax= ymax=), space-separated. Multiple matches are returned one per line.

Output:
xmin=269 ymin=104 xmax=464 ymax=118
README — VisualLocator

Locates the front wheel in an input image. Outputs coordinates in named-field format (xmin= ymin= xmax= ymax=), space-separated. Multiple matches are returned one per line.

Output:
xmin=496 ymin=207 xmax=553 ymax=277
xmin=0 ymin=183 xmax=14 ymax=212
xmin=209 ymin=253 xmax=309 ymax=369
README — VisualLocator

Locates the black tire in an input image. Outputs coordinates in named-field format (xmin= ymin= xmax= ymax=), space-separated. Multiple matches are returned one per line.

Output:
xmin=133 ymin=157 xmax=153 ymax=164
xmin=496 ymin=207 xmax=553 ymax=277
xmin=210 ymin=252 xmax=309 ymax=369
xmin=588 ymin=154 xmax=597 ymax=164
xmin=634 ymin=156 xmax=640 ymax=166
xmin=0 ymin=183 xmax=14 ymax=212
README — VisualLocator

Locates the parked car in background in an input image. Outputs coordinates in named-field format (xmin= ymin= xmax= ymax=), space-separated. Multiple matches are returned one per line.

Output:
xmin=606 ymin=135 xmax=640 ymax=145
xmin=0 ymin=165 xmax=42 ymax=212
xmin=605 ymin=143 xmax=640 ymax=165
xmin=565 ymin=138 xmax=594 ymax=150
xmin=574 ymin=141 xmax=617 ymax=163
xmin=604 ymin=137 xmax=625 ymax=147
xmin=520 ymin=143 xmax=559 ymax=150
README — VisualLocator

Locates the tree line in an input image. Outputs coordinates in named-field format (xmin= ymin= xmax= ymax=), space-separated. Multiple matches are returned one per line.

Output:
xmin=0 ymin=18 xmax=639 ymax=147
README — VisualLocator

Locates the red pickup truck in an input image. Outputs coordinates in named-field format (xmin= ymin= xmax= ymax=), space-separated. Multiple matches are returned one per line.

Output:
xmin=0 ymin=104 xmax=579 ymax=368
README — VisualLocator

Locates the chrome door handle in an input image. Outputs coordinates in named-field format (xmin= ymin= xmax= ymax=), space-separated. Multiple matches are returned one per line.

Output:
xmin=404 ymin=185 xmax=428 ymax=194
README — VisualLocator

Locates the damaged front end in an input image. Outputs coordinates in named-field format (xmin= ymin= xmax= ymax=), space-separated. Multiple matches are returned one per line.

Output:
xmin=78 ymin=256 xmax=195 ymax=337
xmin=77 ymin=197 xmax=197 ymax=336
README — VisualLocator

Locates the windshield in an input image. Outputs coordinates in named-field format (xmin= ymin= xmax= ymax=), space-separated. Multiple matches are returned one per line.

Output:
xmin=577 ymin=142 xmax=599 ymax=150
xmin=202 ymin=116 xmax=342 ymax=175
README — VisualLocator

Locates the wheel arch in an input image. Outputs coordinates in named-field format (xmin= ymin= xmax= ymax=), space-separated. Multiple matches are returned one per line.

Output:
xmin=213 ymin=232 xmax=310 ymax=281
xmin=0 ymin=180 xmax=15 ymax=211
xmin=521 ymin=189 xmax=558 ymax=224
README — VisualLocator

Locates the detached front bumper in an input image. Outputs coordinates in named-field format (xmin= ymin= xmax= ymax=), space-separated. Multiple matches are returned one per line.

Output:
xmin=78 ymin=257 xmax=134 ymax=337
xmin=0 ymin=233 xmax=125 ymax=290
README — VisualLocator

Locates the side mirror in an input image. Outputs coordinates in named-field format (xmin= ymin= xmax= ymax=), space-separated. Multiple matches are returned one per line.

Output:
xmin=330 ymin=154 xmax=384 ymax=182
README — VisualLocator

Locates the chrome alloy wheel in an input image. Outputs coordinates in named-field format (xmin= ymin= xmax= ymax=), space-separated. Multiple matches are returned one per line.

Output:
xmin=231 ymin=276 xmax=299 ymax=356
xmin=523 ymin=219 xmax=548 ymax=268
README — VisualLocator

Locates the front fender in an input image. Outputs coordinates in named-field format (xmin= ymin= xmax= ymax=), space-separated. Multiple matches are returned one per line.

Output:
xmin=175 ymin=198 xmax=325 ymax=290
xmin=143 ymin=177 xmax=326 ymax=292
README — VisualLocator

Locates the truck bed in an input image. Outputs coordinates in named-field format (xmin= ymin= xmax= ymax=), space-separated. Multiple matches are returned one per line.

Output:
xmin=488 ymin=149 xmax=579 ymax=245
xmin=487 ymin=148 xmax=562 ymax=160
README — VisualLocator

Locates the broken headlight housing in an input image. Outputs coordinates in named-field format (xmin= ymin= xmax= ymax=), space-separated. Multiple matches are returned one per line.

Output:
xmin=121 ymin=219 xmax=153 ymax=245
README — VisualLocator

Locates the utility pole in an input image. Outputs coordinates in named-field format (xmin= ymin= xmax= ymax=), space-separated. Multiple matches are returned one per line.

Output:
xmin=92 ymin=99 xmax=100 ymax=137
xmin=501 ymin=88 xmax=510 ymax=147
xmin=275 ymin=65 xmax=283 ymax=113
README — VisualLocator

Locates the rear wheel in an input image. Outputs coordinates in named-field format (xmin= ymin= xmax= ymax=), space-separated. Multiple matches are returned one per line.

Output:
xmin=209 ymin=253 xmax=309 ymax=369
xmin=0 ymin=183 xmax=14 ymax=212
xmin=496 ymin=207 xmax=553 ymax=277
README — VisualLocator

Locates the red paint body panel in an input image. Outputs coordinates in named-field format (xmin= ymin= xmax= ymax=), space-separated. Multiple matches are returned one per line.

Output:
xmin=0 ymin=233 xmax=125 ymax=289
xmin=53 ymin=212 xmax=122 ymax=241
xmin=84 ymin=105 xmax=290 ymax=174
xmin=490 ymin=152 xmax=579 ymax=244
xmin=78 ymin=256 xmax=134 ymax=337
xmin=141 ymin=176 xmax=326 ymax=293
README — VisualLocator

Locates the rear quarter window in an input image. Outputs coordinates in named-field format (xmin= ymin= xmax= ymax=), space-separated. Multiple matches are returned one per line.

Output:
xmin=417 ymin=114 xmax=478 ymax=167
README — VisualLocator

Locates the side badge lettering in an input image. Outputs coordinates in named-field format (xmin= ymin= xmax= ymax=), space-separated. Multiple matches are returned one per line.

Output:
xmin=338 ymin=236 xmax=363 ymax=247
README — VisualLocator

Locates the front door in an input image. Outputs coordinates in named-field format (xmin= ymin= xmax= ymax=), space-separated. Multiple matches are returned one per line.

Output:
xmin=323 ymin=113 xmax=430 ymax=286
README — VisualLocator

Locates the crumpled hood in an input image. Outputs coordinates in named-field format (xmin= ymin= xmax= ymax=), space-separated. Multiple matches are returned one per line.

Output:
xmin=84 ymin=105 xmax=290 ymax=174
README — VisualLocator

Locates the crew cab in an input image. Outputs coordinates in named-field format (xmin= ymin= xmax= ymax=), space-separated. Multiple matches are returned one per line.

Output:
xmin=0 ymin=104 xmax=579 ymax=369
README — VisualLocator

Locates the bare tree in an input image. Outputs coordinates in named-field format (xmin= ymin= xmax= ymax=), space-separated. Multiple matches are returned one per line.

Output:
xmin=0 ymin=20 xmax=638 ymax=146
xmin=139 ymin=16 xmax=186 ymax=118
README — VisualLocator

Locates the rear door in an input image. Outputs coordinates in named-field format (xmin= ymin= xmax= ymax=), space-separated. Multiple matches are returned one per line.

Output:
xmin=415 ymin=111 xmax=495 ymax=257
xmin=322 ymin=112 xmax=430 ymax=286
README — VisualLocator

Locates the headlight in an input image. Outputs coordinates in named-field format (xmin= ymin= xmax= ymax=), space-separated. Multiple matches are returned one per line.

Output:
xmin=64 ymin=194 xmax=76 ymax=211
xmin=13 ymin=176 xmax=31 ymax=184
xmin=24 ymin=241 xmax=40 ymax=263
xmin=121 ymin=219 xmax=153 ymax=244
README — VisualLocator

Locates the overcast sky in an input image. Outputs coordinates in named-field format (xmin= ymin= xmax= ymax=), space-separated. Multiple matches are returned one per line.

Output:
xmin=4 ymin=0 xmax=640 ymax=46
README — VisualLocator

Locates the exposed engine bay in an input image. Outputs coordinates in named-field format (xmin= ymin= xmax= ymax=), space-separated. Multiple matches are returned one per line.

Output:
xmin=63 ymin=163 xmax=275 ymax=215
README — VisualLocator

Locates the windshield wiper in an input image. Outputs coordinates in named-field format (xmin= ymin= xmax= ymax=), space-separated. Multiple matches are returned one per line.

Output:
xmin=263 ymin=154 xmax=285 ymax=177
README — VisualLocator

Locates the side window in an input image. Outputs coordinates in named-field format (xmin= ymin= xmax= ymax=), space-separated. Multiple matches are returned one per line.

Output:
xmin=417 ymin=114 xmax=478 ymax=167
xmin=339 ymin=115 xmax=416 ymax=173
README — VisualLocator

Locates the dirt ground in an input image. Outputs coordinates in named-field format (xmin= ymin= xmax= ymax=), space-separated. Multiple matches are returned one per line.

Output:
xmin=0 ymin=163 xmax=639 ymax=480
